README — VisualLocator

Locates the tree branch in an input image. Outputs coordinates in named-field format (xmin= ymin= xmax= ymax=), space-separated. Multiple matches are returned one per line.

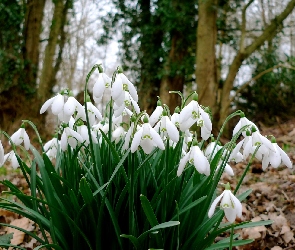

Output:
xmin=240 ymin=0 xmax=254 ymax=53
xmin=230 ymin=63 xmax=295 ymax=103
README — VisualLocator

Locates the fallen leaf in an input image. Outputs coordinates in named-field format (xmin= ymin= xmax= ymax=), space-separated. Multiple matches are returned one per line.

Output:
xmin=6 ymin=217 xmax=35 ymax=246
xmin=282 ymin=231 xmax=294 ymax=244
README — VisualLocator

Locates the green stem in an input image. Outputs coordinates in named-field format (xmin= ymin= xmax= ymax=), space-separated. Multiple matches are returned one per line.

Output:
xmin=229 ymin=225 xmax=234 ymax=250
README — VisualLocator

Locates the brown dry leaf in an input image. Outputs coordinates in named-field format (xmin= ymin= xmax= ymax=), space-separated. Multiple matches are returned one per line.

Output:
xmin=270 ymin=246 xmax=283 ymax=250
xmin=268 ymin=213 xmax=288 ymax=231
xmin=280 ymin=225 xmax=291 ymax=234
xmin=242 ymin=216 xmax=267 ymax=239
xmin=6 ymin=217 xmax=35 ymax=246
xmin=282 ymin=231 xmax=294 ymax=244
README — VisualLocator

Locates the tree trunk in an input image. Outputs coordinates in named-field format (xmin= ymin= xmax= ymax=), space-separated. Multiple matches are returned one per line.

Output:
xmin=38 ymin=0 xmax=68 ymax=103
xmin=159 ymin=34 xmax=186 ymax=112
xmin=196 ymin=0 xmax=218 ymax=112
xmin=218 ymin=0 xmax=295 ymax=129
xmin=0 ymin=0 xmax=46 ymax=134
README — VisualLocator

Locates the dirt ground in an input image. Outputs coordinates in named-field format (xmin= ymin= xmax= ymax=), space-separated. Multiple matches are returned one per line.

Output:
xmin=0 ymin=118 xmax=294 ymax=249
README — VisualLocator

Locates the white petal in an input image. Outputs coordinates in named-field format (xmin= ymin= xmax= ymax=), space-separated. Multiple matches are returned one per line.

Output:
xmin=230 ymin=193 xmax=242 ymax=218
xmin=68 ymin=137 xmax=78 ymax=149
xmin=11 ymin=152 xmax=19 ymax=169
xmin=179 ymin=103 xmax=194 ymax=123
xmin=224 ymin=207 xmax=236 ymax=223
xmin=93 ymin=74 xmax=105 ymax=98
xmin=208 ymin=192 xmax=224 ymax=218
xmin=67 ymin=128 xmax=83 ymax=143
xmin=201 ymin=126 xmax=211 ymax=141
xmin=149 ymin=126 xmax=165 ymax=150
xmin=269 ymin=145 xmax=281 ymax=168
xmin=165 ymin=117 xmax=179 ymax=143
xmin=0 ymin=141 xmax=4 ymax=165
xmin=64 ymin=97 xmax=77 ymax=116
xmin=140 ymin=139 xmax=154 ymax=154
xmin=60 ymin=131 xmax=68 ymax=151
xmin=40 ymin=96 xmax=55 ymax=114
xmin=199 ymin=107 xmax=212 ymax=131
xmin=177 ymin=153 xmax=190 ymax=176
xmin=111 ymin=77 xmax=123 ymax=100
xmin=51 ymin=94 xmax=64 ymax=115
xmin=232 ymin=120 xmax=242 ymax=137
xmin=277 ymin=145 xmax=293 ymax=168
xmin=131 ymin=127 xmax=143 ymax=153
xmin=224 ymin=164 xmax=234 ymax=176
xmin=23 ymin=131 xmax=30 ymax=150
xmin=10 ymin=129 xmax=22 ymax=146
xmin=262 ymin=154 xmax=270 ymax=170
xmin=149 ymin=106 xmax=163 ymax=127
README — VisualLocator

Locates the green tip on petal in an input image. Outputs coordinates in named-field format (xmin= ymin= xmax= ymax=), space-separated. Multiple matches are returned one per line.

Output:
xmin=156 ymin=97 xmax=162 ymax=106
xmin=61 ymin=123 xmax=68 ymax=128
xmin=239 ymin=111 xmax=245 ymax=118
xmin=192 ymin=138 xmax=198 ymax=146
xmin=174 ymin=106 xmax=180 ymax=113
xmin=117 ymin=66 xmax=123 ymax=74
xmin=143 ymin=116 xmax=149 ymax=123
xmin=270 ymin=135 xmax=276 ymax=143
xmin=68 ymin=90 xmax=74 ymax=97
xmin=251 ymin=126 xmax=257 ymax=133
xmin=224 ymin=182 xmax=231 ymax=190
xmin=162 ymin=109 xmax=168 ymax=116
xmin=192 ymin=93 xmax=198 ymax=101
xmin=75 ymin=119 xmax=84 ymax=126
xmin=246 ymin=130 xmax=251 ymax=136
xmin=97 ymin=64 xmax=104 ymax=73
xmin=130 ymin=115 xmax=136 ymax=122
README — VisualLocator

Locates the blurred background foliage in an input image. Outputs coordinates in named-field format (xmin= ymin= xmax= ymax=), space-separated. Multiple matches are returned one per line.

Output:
xmin=1 ymin=0 xmax=295 ymax=136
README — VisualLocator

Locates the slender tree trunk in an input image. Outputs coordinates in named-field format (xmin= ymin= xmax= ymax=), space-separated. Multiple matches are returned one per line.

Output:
xmin=196 ymin=0 xmax=218 ymax=112
xmin=0 ymin=0 xmax=46 ymax=133
xmin=38 ymin=0 xmax=69 ymax=103
xmin=218 ymin=0 xmax=295 ymax=129
xmin=159 ymin=34 xmax=186 ymax=112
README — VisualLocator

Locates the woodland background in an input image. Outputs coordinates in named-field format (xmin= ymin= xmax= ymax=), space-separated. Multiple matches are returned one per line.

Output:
xmin=1 ymin=0 xmax=295 ymax=136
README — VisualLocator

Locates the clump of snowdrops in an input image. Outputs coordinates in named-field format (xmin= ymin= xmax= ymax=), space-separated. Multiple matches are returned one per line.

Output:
xmin=0 ymin=64 xmax=292 ymax=250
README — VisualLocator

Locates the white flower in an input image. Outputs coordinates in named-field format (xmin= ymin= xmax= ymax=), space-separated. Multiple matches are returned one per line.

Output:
xmin=60 ymin=127 xmax=84 ymax=151
xmin=112 ymin=126 xmax=126 ymax=144
xmin=63 ymin=96 xmax=86 ymax=122
xmin=149 ymin=105 xmax=163 ymax=127
xmin=10 ymin=128 xmax=30 ymax=150
xmin=177 ymin=145 xmax=210 ymax=176
xmin=131 ymin=122 xmax=165 ymax=154
xmin=3 ymin=151 xmax=19 ymax=169
xmin=233 ymin=116 xmax=258 ymax=137
xmin=84 ymin=102 xmax=102 ymax=126
xmin=93 ymin=73 xmax=111 ymax=101
xmin=205 ymin=141 xmax=222 ymax=160
xmin=77 ymin=125 xmax=98 ymax=146
xmin=262 ymin=142 xmax=293 ymax=170
xmin=113 ymin=92 xmax=140 ymax=117
xmin=155 ymin=115 xmax=179 ymax=143
xmin=40 ymin=93 xmax=65 ymax=115
xmin=208 ymin=189 xmax=242 ymax=223
xmin=0 ymin=141 xmax=4 ymax=166
xmin=112 ymin=73 xmax=138 ymax=106
xmin=44 ymin=138 xmax=59 ymax=159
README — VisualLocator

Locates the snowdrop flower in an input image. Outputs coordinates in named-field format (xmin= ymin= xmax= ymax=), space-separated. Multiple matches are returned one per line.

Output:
xmin=261 ymin=137 xmax=293 ymax=170
xmin=111 ymin=71 xmax=138 ymax=107
xmin=44 ymin=138 xmax=59 ymax=159
xmin=205 ymin=141 xmax=223 ymax=160
xmin=92 ymin=122 xmax=109 ymax=135
xmin=0 ymin=141 xmax=4 ymax=166
xmin=179 ymin=94 xmax=212 ymax=139
xmin=84 ymin=101 xmax=103 ymax=126
xmin=149 ymin=100 xmax=163 ymax=127
xmin=208 ymin=184 xmax=242 ymax=223
xmin=171 ymin=110 xmax=180 ymax=128
xmin=113 ymin=92 xmax=140 ymax=117
xmin=131 ymin=116 xmax=165 ymax=154
xmin=177 ymin=143 xmax=210 ymax=177
xmin=3 ymin=151 xmax=19 ymax=169
xmin=233 ymin=113 xmax=258 ymax=137
xmin=92 ymin=71 xmax=111 ymax=102
xmin=40 ymin=93 xmax=65 ymax=115
xmin=60 ymin=126 xmax=84 ymax=151
xmin=154 ymin=111 xmax=179 ymax=143
xmin=10 ymin=127 xmax=30 ymax=150
xmin=77 ymin=124 xmax=98 ymax=146
xmin=63 ymin=96 xmax=86 ymax=123
xmin=112 ymin=126 xmax=126 ymax=144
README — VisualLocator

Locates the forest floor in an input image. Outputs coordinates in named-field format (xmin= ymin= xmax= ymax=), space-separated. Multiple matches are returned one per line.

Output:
xmin=0 ymin=118 xmax=294 ymax=249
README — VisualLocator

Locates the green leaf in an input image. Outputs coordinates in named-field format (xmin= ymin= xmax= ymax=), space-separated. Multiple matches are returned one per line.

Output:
xmin=140 ymin=194 xmax=159 ymax=227
xmin=79 ymin=177 xmax=94 ymax=205
xmin=237 ymin=189 xmax=252 ymax=202
xmin=120 ymin=234 xmax=139 ymax=249
xmin=204 ymin=239 xmax=254 ymax=250
xmin=233 ymin=220 xmax=273 ymax=230
xmin=0 ymin=233 xmax=13 ymax=244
